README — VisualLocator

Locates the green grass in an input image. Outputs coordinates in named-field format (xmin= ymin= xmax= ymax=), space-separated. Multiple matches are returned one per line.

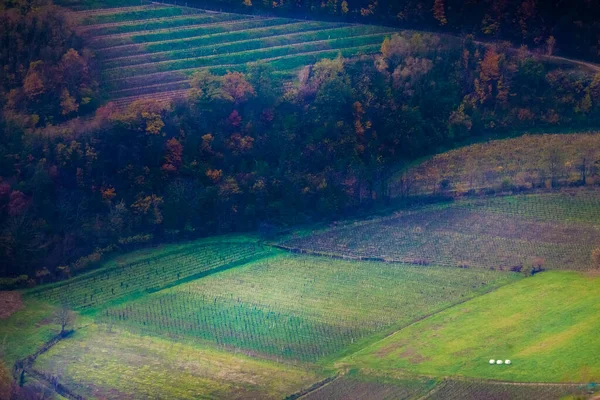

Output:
xmin=25 ymin=239 xmax=271 ymax=310
xmin=283 ymin=190 xmax=600 ymax=270
xmin=342 ymin=271 xmax=600 ymax=383
xmin=96 ymin=254 xmax=519 ymax=362
xmin=33 ymin=325 xmax=321 ymax=399
xmin=0 ymin=298 xmax=58 ymax=366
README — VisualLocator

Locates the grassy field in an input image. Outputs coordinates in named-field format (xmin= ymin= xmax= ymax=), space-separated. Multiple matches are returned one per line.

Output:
xmin=342 ymin=271 xmax=600 ymax=383
xmin=68 ymin=3 xmax=408 ymax=105
xmin=33 ymin=325 xmax=320 ymax=400
xmin=392 ymin=133 xmax=600 ymax=196
xmin=94 ymin=254 xmax=519 ymax=362
xmin=283 ymin=189 xmax=600 ymax=271
xmin=0 ymin=298 xmax=59 ymax=365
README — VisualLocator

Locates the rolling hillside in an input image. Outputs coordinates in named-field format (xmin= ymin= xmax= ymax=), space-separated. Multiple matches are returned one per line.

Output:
xmin=69 ymin=3 xmax=398 ymax=106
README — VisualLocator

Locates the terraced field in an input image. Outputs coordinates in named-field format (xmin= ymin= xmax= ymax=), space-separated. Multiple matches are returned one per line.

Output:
xmin=282 ymin=189 xmax=600 ymax=271
xmin=71 ymin=3 xmax=398 ymax=105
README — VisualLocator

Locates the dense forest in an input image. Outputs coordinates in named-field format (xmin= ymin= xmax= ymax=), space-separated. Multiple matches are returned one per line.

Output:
xmin=2 ymin=0 xmax=600 ymax=285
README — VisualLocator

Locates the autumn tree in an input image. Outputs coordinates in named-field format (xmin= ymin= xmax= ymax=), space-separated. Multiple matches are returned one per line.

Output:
xmin=432 ymin=0 xmax=447 ymax=26
xmin=221 ymin=71 xmax=255 ymax=104
xmin=162 ymin=138 xmax=184 ymax=173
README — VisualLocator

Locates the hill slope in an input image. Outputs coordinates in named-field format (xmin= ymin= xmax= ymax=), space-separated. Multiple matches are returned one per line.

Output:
xmin=70 ymin=3 xmax=399 ymax=105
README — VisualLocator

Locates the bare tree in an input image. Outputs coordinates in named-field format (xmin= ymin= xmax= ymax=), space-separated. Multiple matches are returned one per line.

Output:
xmin=53 ymin=304 xmax=75 ymax=334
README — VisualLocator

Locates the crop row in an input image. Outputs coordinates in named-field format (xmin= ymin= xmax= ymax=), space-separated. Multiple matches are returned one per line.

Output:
xmin=462 ymin=190 xmax=600 ymax=225
xmin=79 ymin=6 xmax=200 ymax=26
xmin=83 ymin=13 xmax=252 ymax=38
xmin=303 ymin=375 xmax=435 ymax=400
xmin=105 ymin=44 xmax=381 ymax=93
xmin=26 ymin=243 xmax=271 ymax=309
xmin=428 ymin=380 xmax=591 ymax=400
xmin=90 ymin=18 xmax=295 ymax=48
xmin=96 ymin=20 xmax=346 ymax=59
xmin=97 ymin=292 xmax=366 ymax=361
xmin=103 ymin=25 xmax=394 ymax=68
xmin=283 ymin=197 xmax=600 ymax=271
xmin=103 ymin=33 xmax=391 ymax=79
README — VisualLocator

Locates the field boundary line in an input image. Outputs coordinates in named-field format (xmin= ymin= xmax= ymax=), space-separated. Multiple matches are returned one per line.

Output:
xmin=285 ymin=374 xmax=339 ymax=399
xmin=417 ymin=378 xmax=448 ymax=400
xmin=13 ymin=330 xmax=84 ymax=400
xmin=90 ymin=17 xmax=292 ymax=48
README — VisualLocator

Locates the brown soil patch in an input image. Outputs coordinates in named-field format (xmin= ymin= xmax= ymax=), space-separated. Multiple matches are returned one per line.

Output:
xmin=0 ymin=291 xmax=24 ymax=319
xmin=374 ymin=338 xmax=408 ymax=358
xmin=398 ymin=347 xmax=430 ymax=364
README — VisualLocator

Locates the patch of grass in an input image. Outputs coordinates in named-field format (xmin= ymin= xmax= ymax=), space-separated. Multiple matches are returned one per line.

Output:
xmin=34 ymin=325 xmax=321 ymax=400
xmin=283 ymin=190 xmax=600 ymax=270
xmin=0 ymin=298 xmax=58 ymax=366
xmin=98 ymin=254 xmax=519 ymax=362
xmin=343 ymin=271 xmax=600 ymax=383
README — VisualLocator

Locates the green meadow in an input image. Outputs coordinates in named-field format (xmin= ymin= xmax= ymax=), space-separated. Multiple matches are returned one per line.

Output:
xmin=342 ymin=271 xmax=600 ymax=383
